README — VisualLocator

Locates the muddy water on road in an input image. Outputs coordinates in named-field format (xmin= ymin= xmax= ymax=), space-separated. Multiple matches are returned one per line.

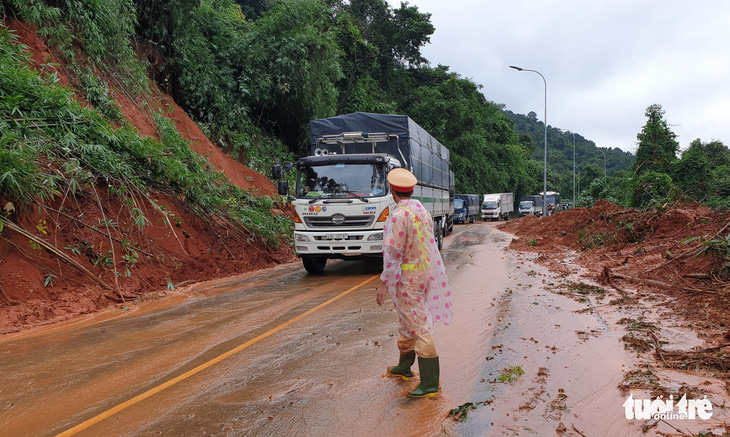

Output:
xmin=1 ymin=222 xmax=649 ymax=436
xmin=75 ymin=225 xmax=507 ymax=437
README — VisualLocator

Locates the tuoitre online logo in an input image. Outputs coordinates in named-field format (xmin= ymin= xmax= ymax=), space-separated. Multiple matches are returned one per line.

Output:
xmin=623 ymin=394 xmax=713 ymax=420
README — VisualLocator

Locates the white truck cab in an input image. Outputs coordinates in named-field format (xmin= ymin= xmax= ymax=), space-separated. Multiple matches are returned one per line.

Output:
xmin=518 ymin=200 xmax=535 ymax=216
xmin=290 ymin=153 xmax=398 ymax=273
xmin=274 ymin=113 xmax=453 ymax=274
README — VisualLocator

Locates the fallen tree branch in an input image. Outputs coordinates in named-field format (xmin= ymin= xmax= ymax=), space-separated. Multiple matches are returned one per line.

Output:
xmin=608 ymin=270 xmax=674 ymax=290
xmin=682 ymin=273 xmax=710 ymax=279
xmin=716 ymin=219 xmax=730 ymax=238
xmin=600 ymin=266 xmax=629 ymax=294
xmin=142 ymin=193 xmax=189 ymax=257
xmin=33 ymin=201 xmax=155 ymax=257
xmin=640 ymin=243 xmax=703 ymax=275
xmin=648 ymin=331 xmax=667 ymax=366
xmin=0 ymin=218 xmax=112 ymax=290
xmin=570 ymin=424 xmax=588 ymax=437
xmin=91 ymin=184 xmax=122 ymax=299
xmin=0 ymin=284 xmax=15 ymax=305
xmin=680 ymin=343 xmax=730 ymax=354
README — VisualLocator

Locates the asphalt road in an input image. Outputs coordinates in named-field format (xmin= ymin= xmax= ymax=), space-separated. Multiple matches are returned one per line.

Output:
xmin=0 ymin=220 xmax=646 ymax=436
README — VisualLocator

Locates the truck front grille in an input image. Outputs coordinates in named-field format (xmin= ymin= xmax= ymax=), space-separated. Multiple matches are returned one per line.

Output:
xmin=303 ymin=215 xmax=375 ymax=228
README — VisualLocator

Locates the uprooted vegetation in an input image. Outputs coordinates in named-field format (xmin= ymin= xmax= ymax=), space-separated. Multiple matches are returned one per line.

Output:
xmin=501 ymin=199 xmax=730 ymax=379
xmin=500 ymin=199 xmax=730 ymax=333
xmin=501 ymin=200 xmax=730 ymax=432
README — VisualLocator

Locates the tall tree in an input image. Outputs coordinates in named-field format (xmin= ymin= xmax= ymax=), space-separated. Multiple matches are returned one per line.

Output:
xmin=332 ymin=0 xmax=434 ymax=114
xmin=633 ymin=104 xmax=679 ymax=175
xmin=238 ymin=0 xmax=342 ymax=151
xmin=672 ymin=144 xmax=709 ymax=200
xmin=687 ymin=138 xmax=730 ymax=168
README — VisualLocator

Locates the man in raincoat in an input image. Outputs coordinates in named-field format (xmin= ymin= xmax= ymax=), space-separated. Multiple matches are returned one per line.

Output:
xmin=375 ymin=168 xmax=454 ymax=398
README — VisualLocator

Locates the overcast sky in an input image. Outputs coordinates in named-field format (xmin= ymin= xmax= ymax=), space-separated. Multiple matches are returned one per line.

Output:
xmin=385 ymin=0 xmax=730 ymax=153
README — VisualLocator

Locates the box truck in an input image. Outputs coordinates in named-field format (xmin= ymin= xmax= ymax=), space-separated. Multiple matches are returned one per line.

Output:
xmin=518 ymin=199 xmax=535 ymax=217
xmin=454 ymin=194 xmax=480 ymax=224
xmin=273 ymin=112 xmax=453 ymax=274
xmin=482 ymin=193 xmax=514 ymax=221
xmin=519 ymin=195 xmax=542 ymax=216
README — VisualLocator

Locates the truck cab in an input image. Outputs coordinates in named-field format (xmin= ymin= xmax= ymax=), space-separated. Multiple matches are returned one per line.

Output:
xmin=275 ymin=112 xmax=453 ymax=274
xmin=454 ymin=194 xmax=479 ymax=223
xmin=453 ymin=198 xmax=466 ymax=223
xmin=482 ymin=192 xmax=514 ymax=221
xmin=291 ymin=153 xmax=397 ymax=273
xmin=518 ymin=200 xmax=534 ymax=217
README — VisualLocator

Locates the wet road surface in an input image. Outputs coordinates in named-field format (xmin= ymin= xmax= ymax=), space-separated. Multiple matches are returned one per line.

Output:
xmin=0 ymin=221 xmax=648 ymax=436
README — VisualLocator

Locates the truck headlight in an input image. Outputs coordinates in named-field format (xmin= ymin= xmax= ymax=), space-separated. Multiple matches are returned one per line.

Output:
xmin=295 ymin=246 xmax=308 ymax=252
xmin=295 ymin=234 xmax=310 ymax=242
xmin=367 ymin=232 xmax=383 ymax=241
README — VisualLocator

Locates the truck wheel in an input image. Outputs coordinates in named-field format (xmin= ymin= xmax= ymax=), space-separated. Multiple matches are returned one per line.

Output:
xmin=436 ymin=219 xmax=444 ymax=251
xmin=302 ymin=256 xmax=327 ymax=274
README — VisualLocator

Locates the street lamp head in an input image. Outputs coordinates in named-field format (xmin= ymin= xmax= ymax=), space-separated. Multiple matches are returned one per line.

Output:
xmin=509 ymin=64 xmax=547 ymax=216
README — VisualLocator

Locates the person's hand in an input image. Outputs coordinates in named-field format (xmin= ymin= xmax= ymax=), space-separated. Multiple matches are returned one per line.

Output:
xmin=376 ymin=283 xmax=388 ymax=306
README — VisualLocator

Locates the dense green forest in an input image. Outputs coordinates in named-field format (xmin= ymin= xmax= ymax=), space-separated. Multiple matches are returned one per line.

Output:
xmin=504 ymin=110 xmax=635 ymax=204
xmin=2 ymin=0 xmax=729 ymax=249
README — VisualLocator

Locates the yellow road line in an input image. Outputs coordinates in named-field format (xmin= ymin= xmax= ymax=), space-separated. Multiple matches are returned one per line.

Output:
xmin=57 ymin=275 xmax=379 ymax=436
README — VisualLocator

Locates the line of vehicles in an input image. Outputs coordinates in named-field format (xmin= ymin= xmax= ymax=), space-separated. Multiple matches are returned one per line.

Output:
xmin=453 ymin=193 xmax=514 ymax=223
xmin=518 ymin=192 xmax=567 ymax=217
xmin=272 ymin=112 xmax=566 ymax=274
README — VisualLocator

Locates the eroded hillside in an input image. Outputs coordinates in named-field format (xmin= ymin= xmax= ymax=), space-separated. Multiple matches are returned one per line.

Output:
xmin=0 ymin=18 xmax=294 ymax=334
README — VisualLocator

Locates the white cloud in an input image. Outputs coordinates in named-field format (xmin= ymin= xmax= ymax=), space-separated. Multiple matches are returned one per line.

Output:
xmin=386 ymin=0 xmax=730 ymax=152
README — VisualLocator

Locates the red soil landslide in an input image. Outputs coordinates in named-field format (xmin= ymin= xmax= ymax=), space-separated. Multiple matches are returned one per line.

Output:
xmin=0 ymin=18 xmax=293 ymax=335
xmin=499 ymin=199 xmax=730 ymax=339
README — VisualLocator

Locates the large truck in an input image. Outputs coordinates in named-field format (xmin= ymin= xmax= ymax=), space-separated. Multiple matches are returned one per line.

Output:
xmin=519 ymin=195 xmax=542 ymax=216
xmin=273 ymin=112 xmax=453 ymax=274
xmin=518 ymin=198 xmax=535 ymax=217
xmin=454 ymin=194 xmax=480 ymax=224
xmin=540 ymin=191 xmax=561 ymax=215
xmin=519 ymin=192 xmax=560 ymax=217
xmin=481 ymin=193 xmax=514 ymax=221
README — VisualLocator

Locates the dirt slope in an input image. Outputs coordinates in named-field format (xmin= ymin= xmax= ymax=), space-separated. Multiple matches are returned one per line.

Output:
xmin=0 ymin=19 xmax=294 ymax=335
xmin=497 ymin=201 xmax=730 ymax=434
xmin=499 ymin=200 xmax=730 ymax=332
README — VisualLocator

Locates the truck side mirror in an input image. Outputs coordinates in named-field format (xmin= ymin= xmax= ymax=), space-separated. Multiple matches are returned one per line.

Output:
xmin=277 ymin=180 xmax=289 ymax=196
xmin=272 ymin=164 xmax=282 ymax=180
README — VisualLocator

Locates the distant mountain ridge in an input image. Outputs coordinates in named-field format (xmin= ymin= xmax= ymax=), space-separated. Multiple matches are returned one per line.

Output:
xmin=503 ymin=110 xmax=635 ymax=198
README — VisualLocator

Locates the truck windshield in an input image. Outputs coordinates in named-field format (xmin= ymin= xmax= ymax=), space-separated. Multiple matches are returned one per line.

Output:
xmin=454 ymin=199 xmax=464 ymax=209
xmin=483 ymin=201 xmax=498 ymax=209
xmin=296 ymin=163 xmax=387 ymax=199
xmin=519 ymin=201 xmax=533 ymax=208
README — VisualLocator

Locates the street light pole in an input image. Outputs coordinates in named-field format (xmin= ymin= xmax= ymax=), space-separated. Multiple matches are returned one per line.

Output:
xmin=557 ymin=128 xmax=577 ymax=208
xmin=572 ymin=132 xmax=575 ymax=207
xmin=510 ymin=65 xmax=547 ymax=217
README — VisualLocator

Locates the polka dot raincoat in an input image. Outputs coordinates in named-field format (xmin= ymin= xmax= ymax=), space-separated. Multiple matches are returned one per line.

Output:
xmin=380 ymin=199 xmax=454 ymax=337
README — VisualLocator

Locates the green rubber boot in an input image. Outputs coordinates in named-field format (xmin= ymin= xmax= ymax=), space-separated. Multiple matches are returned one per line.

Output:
xmin=407 ymin=356 xmax=440 ymax=398
xmin=388 ymin=350 xmax=416 ymax=380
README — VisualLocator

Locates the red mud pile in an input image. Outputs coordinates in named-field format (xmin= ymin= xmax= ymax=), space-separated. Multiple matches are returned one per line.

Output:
xmin=0 ymin=19 xmax=294 ymax=335
xmin=499 ymin=199 xmax=730 ymax=332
